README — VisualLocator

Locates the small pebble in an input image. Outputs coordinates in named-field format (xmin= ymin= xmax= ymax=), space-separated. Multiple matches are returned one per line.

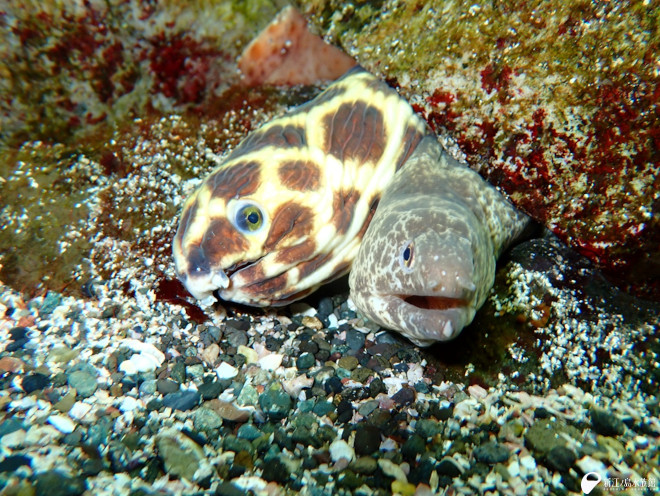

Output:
xmin=162 ymin=390 xmax=200 ymax=411
xmin=473 ymin=441 xmax=510 ymax=464
xmin=47 ymin=415 xmax=76 ymax=434
xmin=354 ymin=425 xmax=381 ymax=456
xmin=22 ymin=373 xmax=50 ymax=393
xmin=329 ymin=439 xmax=355 ymax=462
xmin=216 ymin=362 xmax=239 ymax=379
xmin=590 ymin=407 xmax=625 ymax=436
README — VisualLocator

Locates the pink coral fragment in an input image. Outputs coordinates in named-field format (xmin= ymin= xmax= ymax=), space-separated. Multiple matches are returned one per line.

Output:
xmin=239 ymin=6 xmax=357 ymax=86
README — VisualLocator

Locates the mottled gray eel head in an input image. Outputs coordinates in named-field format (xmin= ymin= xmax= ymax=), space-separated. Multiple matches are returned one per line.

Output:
xmin=349 ymin=202 xmax=483 ymax=346
xmin=349 ymin=136 xmax=501 ymax=347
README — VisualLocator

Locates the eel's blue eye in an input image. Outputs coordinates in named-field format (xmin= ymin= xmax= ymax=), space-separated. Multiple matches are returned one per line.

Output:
xmin=229 ymin=200 xmax=267 ymax=235
xmin=236 ymin=204 xmax=263 ymax=232
xmin=398 ymin=240 xmax=414 ymax=272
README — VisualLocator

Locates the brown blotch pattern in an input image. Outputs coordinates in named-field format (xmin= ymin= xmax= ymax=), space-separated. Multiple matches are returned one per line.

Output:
xmin=201 ymin=217 xmax=249 ymax=262
xmin=297 ymin=251 xmax=334 ymax=282
xmin=245 ymin=272 xmax=290 ymax=296
xmin=274 ymin=239 xmax=317 ymax=266
xmin=331 ymin=189 xmax=361 ymax=234
xmin=264 ymin=202 xmax=315 ymax=250
xmin=395 ymin=126 xmax=428 ymax=171
xmin=322 ymin=101 xmax=385 ymax=165
xmin=208 ymin=161 xmax=261 ymax=200
xmin=278 ymin=160 xmax=321 ymax=191
xmin=230 ymin=124 xmax=306 ymax=159
xmin=174 ymin=198 xmax=199 ymax=247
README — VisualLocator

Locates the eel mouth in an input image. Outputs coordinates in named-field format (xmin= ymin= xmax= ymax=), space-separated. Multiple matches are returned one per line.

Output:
xmin=401 ymin=294 xmax=467 ymax=311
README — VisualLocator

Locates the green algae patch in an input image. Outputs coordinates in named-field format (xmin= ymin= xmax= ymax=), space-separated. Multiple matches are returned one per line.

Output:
xmin=0 ymin=142 xmax=103 ymax=295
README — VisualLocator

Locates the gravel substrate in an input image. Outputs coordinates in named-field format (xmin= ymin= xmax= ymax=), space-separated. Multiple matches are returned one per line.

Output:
xmin=0 ymin=255 xmax=658 ymax=495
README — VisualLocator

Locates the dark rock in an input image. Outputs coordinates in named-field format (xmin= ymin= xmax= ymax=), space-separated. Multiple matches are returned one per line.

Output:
xmin=368 ymin=377 xmax=386 ymax=397
xmin=5 ymin=338 xmax=29 ymax=352
xmin=215 ymin=481 xmax=244 ymax=496
xmin=414 ymin=381 xmax=430 ymax=393
xmin=402 ymin=434 xmax=426 ymax=461
xmin=354 ymin=425 xmax=381 ymax=455
xmin=408 ymin=456 xmax=435 ymax=485
xmin=225 ymin=328 xmax=248 ymax=348
xmin=336 ymin=399 xmax=354 ymax=423
xmin=312 ymin=400 xmax=335 ymax=416
xmin=0 ymin=454 xmax=31 ymax=472
xmin=198 ymin=381 xmax=223 ymax=400
xmin=324 ymin=376 xmax=343 ymax=394
xmin=351 ymin=456 xmax=377 ymax=475
xmin=299 ymin=340 xmax=319 ymax=355
xmin=170 ymin=361 xmax=187 ymax=383
xmin=226 ymin=318 xmax=250 ymax=331
xmin=261 ymin=457 xmax=289 ymax=483
xmin=345 ymin=329 xmax=366 ymax=351
xmin=590 ymin=407 xmax=625 ymax=436
xmin=545 ymin=445 xmax=577 ymax=472
xmin=416 ymin=419 xmax=442 ymax=439
xmin=296 ymin=352 xmax=315 ymax=370
xmin=157 ymin=379 xmax=180 ymax=394
xmin=534 ymin=407 xmax=551 ymax=419
xmin=162 ymin=390 xmax=200 ymax=411
xmin=337 ymin=469 xmax=363 ymax=489
xmin=524 ymin=419 xmax=581 ymax=456
xmin=9 ymin=326 xmax=29 ymax=340
xmin=259 ymin=385 xmax=292 ymax=421
xmin=473 ymin=441 xmax=510 ymax=464
xmin=22 ymin=373 xmax=51 ymax=393
xmin=436 ymin=457 xmax=462 ymax=477
xmin=237 ymin=423 xmax=262 ymax=441
xmin=316 ymin=297 xmax=334 ymax=320
xmin=391 ymin=387 xmax=415 ymax=405
xmin=33 ymin=470 xmax=85 ymax=496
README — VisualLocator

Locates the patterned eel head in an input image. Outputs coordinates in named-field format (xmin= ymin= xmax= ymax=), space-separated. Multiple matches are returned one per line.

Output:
xmin=349 ymin=137 xmax=496 ymax=347
xmin=173 ymin=68 xmax=429 ymax=306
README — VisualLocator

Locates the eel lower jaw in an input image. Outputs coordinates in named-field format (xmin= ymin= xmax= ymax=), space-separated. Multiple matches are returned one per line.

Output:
xmin=360 ymin=292 xmax=473 ymax=346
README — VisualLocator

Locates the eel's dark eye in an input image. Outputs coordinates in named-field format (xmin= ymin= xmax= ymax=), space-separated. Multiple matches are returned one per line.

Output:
xmin=229 ymin=200 xmax=267 ymax=234
xmin=398 ymin=240 xmax=414 ymax=272
xmin=237 ymin=205 xmax=263 ymax=232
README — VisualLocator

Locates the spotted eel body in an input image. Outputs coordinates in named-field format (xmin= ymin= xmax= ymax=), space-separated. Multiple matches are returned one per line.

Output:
xmin=349 ymin=136 xmax=530 ymax=347
xmin=173 ymin=68 xmax=429 ymax=306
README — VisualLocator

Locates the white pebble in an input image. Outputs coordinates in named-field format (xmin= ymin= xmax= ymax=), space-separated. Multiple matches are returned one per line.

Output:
xmin=329 ymin=439 xmax=355 ymax=462
xmin=576 ymin=456 xmax=607 ymax=479
xmin=519 ymin=454 xmax=536 ymax=472
xmin=258 ymin=353 xmax=283 ymax=371
xmin=327 ymin=313 xmax=339 ymax=329
xmin=119 ymin=352 xmax=161 ymax=374
xmin=122 ymin=339 xmax=165 ymax=365
xmin=216 ymin=362 xmax=239 ymax=379
xmin=634 ymin=435 xmax=649 ymax=448
xmin=47 ymin=415 xmax=76 ymax=434
xmin=507 ymin=460 xmax=520 ymax=477
xmin=69 ymin=401 xmax=93 ymax=421
xmin=119 ymin=396 xmax=141 ymax=412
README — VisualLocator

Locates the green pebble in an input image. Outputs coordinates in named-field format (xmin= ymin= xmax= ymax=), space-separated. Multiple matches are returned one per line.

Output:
xmin=351 ymin=367 xmax=374 ymax=383
xmin=337 ymin=356 xmax=359 ymax=370
xmin=351 ymin=456 xmax=378 ymax=474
